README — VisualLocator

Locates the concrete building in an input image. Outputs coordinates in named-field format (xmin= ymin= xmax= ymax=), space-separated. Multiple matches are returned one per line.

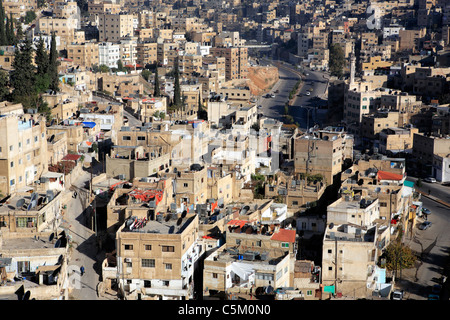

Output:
xmin=98 ymin=13 xmax=134 ymax=42
xmin=0 ymin=115 xmax=48 ymax=196
xmin=67 ymin=42 xmax=99 ymax=68
xmin=115 ymin=212 xmax=200 ymax=300
xmin=209 ymin=46 xmax=248 ymax=81
xmin=203 ymin=222 xmax=296 ymax=297
xmin=379 ymin=127 xmax=419 ymax=155
xmin=99 ymin=42 xmax=121 ymax=69
xmin=293 ymin=128 xmax=352 ymax=185
xmin=321 ymin=221 xmax=390 ymax=298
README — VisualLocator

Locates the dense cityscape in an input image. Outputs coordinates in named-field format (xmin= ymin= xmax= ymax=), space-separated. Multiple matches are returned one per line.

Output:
xmin=0 ymin=0 xmax=448 ymax=303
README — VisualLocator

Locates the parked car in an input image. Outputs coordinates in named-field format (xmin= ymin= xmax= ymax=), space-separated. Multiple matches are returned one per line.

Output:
xmin=424 ymin=177 xmax=437 ymax=183
xmin=274 ymin=89 xmax=279 ymax=93
xmin=257 ymin=105 xmax=262 ymax=109
xmin=419 ymin=221 xmax=432 ymax=230
xmin=428 ymin=294 xmax=439 ymax=300
xmin=305 ymin=91 xmax=311 ymax=96
xmin=305 ymin=73 xmax=310 ymax=76
xmin=270 ymin=93 xmax=276 ymax=98
xmin=441 ymin=181 xmax=450 ymax=186
xmin=422 ymin=208 xmax=431 ymax=215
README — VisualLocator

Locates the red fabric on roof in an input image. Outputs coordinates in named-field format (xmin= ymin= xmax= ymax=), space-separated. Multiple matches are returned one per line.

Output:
xmin=377 ymin=170 xmax=403 ymax=181
xmin=227 ymin=219 xmax=247 ymax=228
xmin=271 ymin=229 xmax=296 ymax=243
xmin=62 ymin=154 xmax=81 ymax=161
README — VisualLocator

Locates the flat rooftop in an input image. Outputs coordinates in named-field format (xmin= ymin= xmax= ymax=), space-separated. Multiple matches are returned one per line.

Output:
xmin=0 ymin=191 xmax=59 ymax=215
xmin=122 ymin=215 xmax=195 ymax=235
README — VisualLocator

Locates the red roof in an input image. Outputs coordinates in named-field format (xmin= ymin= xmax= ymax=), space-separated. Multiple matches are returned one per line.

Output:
xmin=62 ymin=154 xmax=81 ymax=161
xmin=377 ymin=170 xmax=403 ymax=181
xmin=271 ymin=229 xmax=296 ymax=243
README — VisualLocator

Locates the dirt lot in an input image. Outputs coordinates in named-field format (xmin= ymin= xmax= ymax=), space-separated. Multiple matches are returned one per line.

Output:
xmin=224 ymin=66 xmax=279 ymax=96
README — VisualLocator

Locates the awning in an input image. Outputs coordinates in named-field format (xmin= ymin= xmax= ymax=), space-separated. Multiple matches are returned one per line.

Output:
xmin=404 ymin=180 xmax=414 ymax=188
xmin=82 ymin=121 xmax=96 ymax=128
xmin=35 ymin=265 xmax=60 ymax=274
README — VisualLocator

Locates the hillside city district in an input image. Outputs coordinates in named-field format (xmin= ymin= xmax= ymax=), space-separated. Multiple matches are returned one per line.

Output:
xmin=0 ymin=0 xmax=449 ymax=302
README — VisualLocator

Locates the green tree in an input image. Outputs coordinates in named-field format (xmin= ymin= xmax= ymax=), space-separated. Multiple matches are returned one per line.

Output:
xmin=329 ymin=43 xmax=345 ymax=78
xmin=24 ymin=11 xmax=36 ymax=24
xmin=153 ymin=67 xmax=160 ymax=97
xmin=99 ymin=64 xmax=109 ymax=73
xmin=35 ymin=37 xmax=49 ymax=78
xmin=0 ymin=70 xmax=9 ymax=101
xmin=48 ymin=32 xmax=59 ymax=91
xmin=15 ymin=20 xmax=23 ymax=42
xmin=10 ymin=39 xmax=36 ymax=107
xmin=117 ymin=59 xmax=125 ymax=72
xmin=0 ymin=1 xmax=5 ymax=45
xmin=141 ymin=69 xmax=151 ymax=81
xmin=382 ymin=239 xmax=416 ymax=279
xmin=172 ymin=57 xmax=182 ymax=109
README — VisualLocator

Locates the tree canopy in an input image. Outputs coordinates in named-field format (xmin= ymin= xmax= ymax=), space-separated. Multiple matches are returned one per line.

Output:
xmin=329 ymin=43 xmax=345 ymax=78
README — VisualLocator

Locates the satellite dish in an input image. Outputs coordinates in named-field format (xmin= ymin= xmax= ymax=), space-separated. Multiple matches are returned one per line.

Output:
xmin=37 ymin=197 xmax=43 ymax=206
xmin=57 ymin=255 xmax=63 ymax=265
xmin=49 ymin=232 xmax=55 ymax=242
xmin=31 ymin=193 xmax=38 ymax=202
xmin=16 ymin=198 xmax=25 ymax=208
xmin=265 ymin=285 xmax=274 ymax=294
xmin=26 ymin=202 xmax=33 ymax=211
xmin=23 ymin=291 xmax=31 ymax=301
xmin=165 ymin=214 xmax=171 ymax=222
xmin=168 ymin=226 xmax=175 ymax=234
xmin=54 ymin=239 xmax=61 ymax=248
xmin=105 ymin=105 xmax=111 ymax=113
xmin=181 ymin=210 xmax=187 ymax=218
xmin=30 ymin=200 xmax=37 ymax=209
xmin=177 ymin=217 xmax=183 ymax=226
xmin=49 ymin=134 xmax=55 ymax=143
xmin=329 ymin=223 xmax=334 ymax=229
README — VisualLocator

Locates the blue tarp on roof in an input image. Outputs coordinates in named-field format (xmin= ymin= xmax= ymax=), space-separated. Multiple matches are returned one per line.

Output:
xmin=82 ymin=121 xmax=96 ymax=128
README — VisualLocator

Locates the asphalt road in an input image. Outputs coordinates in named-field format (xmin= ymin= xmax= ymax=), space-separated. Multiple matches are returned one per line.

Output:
xmin=258 ymin=59 xmax=329 ymax=129
xmin=406 ymin=176 xmax=450 ymax=204
xmin=400 ymin=195 xmax=450 ymax=299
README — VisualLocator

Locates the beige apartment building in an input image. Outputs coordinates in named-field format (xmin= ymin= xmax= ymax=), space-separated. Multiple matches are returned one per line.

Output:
xmin=209 ymin=46 xmax=248 ymax=81
xmin=53 ymin=1 xmax=78 ymax=18
xmin=98 ymin=13 xmax=134 ymax=42
xmin=157 ymin=42 xmax=179 ymax=67
xmin=3 ymin=0 xmax=37 ymax=19
xmin=398 ymin=28 xmax=427 ymax=52
xmin=38 ymin=16 xmax=78 ymax=50
xmin=413 ymin=133 xmax=450 ymax=167
xmin=379 ymin=127 xmax=419 ymax=154
xmin=322 ymin=221 xmax=389 ymax=298
xmin=203 ymin=224 xmax=295 ymax=297
xmin=0 ymin=46 xmax=15 ymax=70
xmin=114 ymin=213 xmax=200 ymax=300
xmin=360 ymin=111 xmax=400 ymax=141
xmin=47 ymin=125 xmax=84 ymax=153
xmin=67 ymin=42 xmax=99 ymax=68
xmin=0 ymin=115 xmax=48 ymax=196
xmin=88 ymin=1 xmax=121 ymax=15
xmin=293 ymin=129 xmax=351 ymax=185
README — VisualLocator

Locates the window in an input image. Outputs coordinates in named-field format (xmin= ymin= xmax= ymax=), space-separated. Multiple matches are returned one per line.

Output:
xmin=162 ymin=245 xmax=174 ymax=252
xmin=328 ymin=249 xmax=332 ymax=254
xmin=123 ymin=136 xmax=131 ymax=140
xmin=144 ymin=245 xmax=152 ymax=250
xmin=306 ymin=290 xmax=313 ymax=296
xmin=137 ymin=136 xmax=145 ymax=141
xmin=213 ymin=273 xmax=218 ymax=278
xmin=141 ymin=259 xmax=155 ymax=268
xmin=165 ymin=263 xmax=172 ymax=270
xmin=183 ymin=183 xmax=188 ymax=187
xmin=281 ymin=242 xmax=289 ymax=248
xmin=144 ymin=280 xmax=151 ymax=288
xmin=124 ymin=244 xmax=133 ymax=250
